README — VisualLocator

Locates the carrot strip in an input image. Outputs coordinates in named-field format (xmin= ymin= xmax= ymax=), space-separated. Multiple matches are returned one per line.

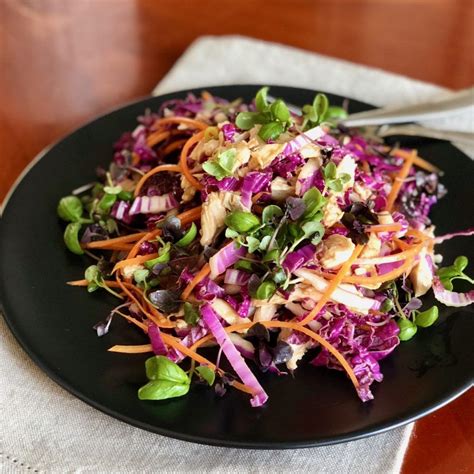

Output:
xmin=392 ymin=148 xmax=440 ymax=173
xmin=182 ymin=263 xmax=211 ymax=300
xmin=108 ymin=344 xmax=153 ymax=354
xmin=321 ymin=254 xmax=416 ymax=285
xmin=190 ymin=321 xmax=359 ymax=391
xmin=179 ymin=131 xmax=205 ymax=190
xmin=300 ymin=244 xmax=364 ymax=325
xmin=146 ymin=131 xmax=170 ymax=148
xmin=152 ymin=117 xmax=208 ymax=131
xmin=82 ymin=232 xmax=148 ymax=249
xmin=134 ymin=164 xmax=182 ymax=197
xmin=386 ymin=151 xmax=416 ymax=212
xmin=112 ymin=253 xmax=159 ymax=273
xmin=367 ymin=223 xmax=402 ymax=233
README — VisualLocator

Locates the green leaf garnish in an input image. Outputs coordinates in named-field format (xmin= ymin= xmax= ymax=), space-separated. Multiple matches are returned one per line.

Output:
xmin=57 ymin=196 xmax=84 ymax=223
xmin=262 ymin=205 xmax=284 ymax=224
xmin=437 ymin=256 xmax=473 ymax=291
xmin=64 ymin=222 xmax=84 ymax=255
xmin=225 ymin=211 xmax=260 ymax=233
xmin=415 ymin=306 xmax=439 ymax=328
xmin=255 ymin=280 xmax=277 ymax=300
xmin=184 ymin=302 xmax=200 ymax=326
xmin=195 ymin=365 xmax=215 ymax=386
xmin=138 ymin=356 xmax=190 ymax=401
xmin=259 ymin=121 xmax=285 ymax=141
xmin=255 ymin=86 xmax=269 ymax=112
xmin=202 ymin=149 xmax=237 ymax=180
xmin=397 ymin=318 xmax=418 ymax=341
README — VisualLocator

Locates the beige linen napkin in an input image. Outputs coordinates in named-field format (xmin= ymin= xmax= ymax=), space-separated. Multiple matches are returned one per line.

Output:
xmin=3 ymin=35 xmax=472 ymax=474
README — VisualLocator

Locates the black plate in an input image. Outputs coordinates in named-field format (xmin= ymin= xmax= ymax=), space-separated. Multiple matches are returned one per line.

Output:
xmin=1 ymin=86 xmax=473 ymax=449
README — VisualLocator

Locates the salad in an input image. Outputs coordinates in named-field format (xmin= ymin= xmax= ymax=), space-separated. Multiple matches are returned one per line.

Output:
xmin=59 ymin=87 xmax=473 ymax=407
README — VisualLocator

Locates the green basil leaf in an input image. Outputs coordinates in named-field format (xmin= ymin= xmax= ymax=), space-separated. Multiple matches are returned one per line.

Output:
xmin=184 ymin=302 xmax=200 ymax=326
xmin=255 ymin=86 xmax=270 ymax=112
xmin=225 ymin=211 xmax=260 ymax=233
xmin=262 ymin=204 xmax=283 ymax=224
xmin=145 ymin=355 xmax=189 ymax=384
xmin=64 ymin=222 xmax=84 ymax=255
xmin=195 ymin=366 xmax=215 ymax=386
xmin=415 ymin=306 xmax=439 ymax=328
xmin=397 ymin=319 xmax=418 ymax=341
xmin=138 ymin=380 xmax=190 ymax=401
xmin=259 ymin=121 xmax=284 ymax=141
xmin=176 ymin=222 xmax=197 ymax=247
xmin=57 ymin=196 xmax=84 ymax=222
xmin=270 ymin=99 xmax=290 ymax=122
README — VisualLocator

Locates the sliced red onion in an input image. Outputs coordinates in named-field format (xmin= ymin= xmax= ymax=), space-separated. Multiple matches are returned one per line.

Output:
xmin=209 ymin=242 xmax=247 ymax=279
xmin=282 ymin=126 xmax=325 ymax=157
xmin=434 ymin=228 xmax=474 ymax=245
xmin=129 ymin=193 xmax=178 ymax=215
xmin=200 ymin=304 xmax=268 ymax=407
xmin=432 ymin=276 xmax=474 ymax=307
xmin=224 ymin=269 xmax=250 ymax=286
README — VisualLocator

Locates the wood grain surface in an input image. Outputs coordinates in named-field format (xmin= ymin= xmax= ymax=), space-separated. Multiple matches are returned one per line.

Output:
xmin=0 ymin=1 xmax=473 ymax=472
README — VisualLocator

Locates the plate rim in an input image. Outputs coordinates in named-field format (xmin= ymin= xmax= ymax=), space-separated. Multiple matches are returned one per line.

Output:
xmin=1 ymin=85 xmax=473 ymax=449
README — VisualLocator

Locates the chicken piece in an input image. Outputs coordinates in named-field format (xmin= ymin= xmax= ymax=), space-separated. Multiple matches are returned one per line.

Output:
xmin=295 ymin=158 xmax=321 ymax=196
xmin=322 ymin=195 xmax=344 ymax=227
xmin=200 ymin=192 xmax=228 ymax=246
xmin=210 ymin=298 xmax=251 ymax=325
xmin=252 ymin=293 xmax=289 ymax=307
xmin=249 ymin=143 xmax=286 ymax=170
xmin=410 ymin=248 xmax=434 ymax=297
xmin=253 ymin=305 xmax=278 ymax=322
xmin=200 ymin=191 xmax=245 ymax=246
xmin=271 ymin=177 xmax=295 ymax=201
xmin=285 ymin=342 xmax=311 ymax=371
xmin=319 ymin=234 xmax=355 ymax=270
xmin=336 ymin=154 xmax=356 ymax=191
xmin=230 ymin=142 xmax=251 ymax=172
xmin=360 ymin=233 xmax=381 ymax=258
xmin=180 ymin=175 xmax=196 ymax=203
xmin=299 ymin=143 xmax=322 ymax=160
xmin=353 ymin=181 xmax=373 ymax=202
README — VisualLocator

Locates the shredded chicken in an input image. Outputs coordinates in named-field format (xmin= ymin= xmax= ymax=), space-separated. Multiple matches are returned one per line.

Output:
xmin=253 ymin=305 xmax=278 ymax=322
xmin=410 ymin=248 xmax=434 ymax=297
xmin=336 ymin=154 xmax=356 ymax=191
xmin=249 ymin=143 xmax=286 ymax=170
xmin=180 ymin=175 xmax=196 ymax=203
xmin=323 ymin=194 xmax=344 ymax=227
xmin=319 ymin=234 xmax=355 ymax=270
xmin=271 ymin=177 xmax=294 ymax=201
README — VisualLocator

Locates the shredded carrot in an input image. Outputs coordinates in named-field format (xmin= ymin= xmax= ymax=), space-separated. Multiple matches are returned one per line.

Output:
xmin=179 ymin=131 xmax=205 ymax=190
xmin=163 ymin=138 xmax=187 ymax=155
xmin=67 ymin=279 xmax=135 ymax=289
xmin=394 ymin=238 xmax=410 ymax=250
xmin=354 ymin=242 xmax=423 ymax=265
xmin=299 ymin=245 xmax=364 ymax=325
xmin=386 ymin=150 xmax=416 ymax=212
xmin=152 ymin=117 xmax=208 ymax=131
xmin=131 ymin=152 xmax=140 ymax=166
xmin=191 ymin=321 xmax=359 ymax=391
xmin=112 ymin=253 xmax=159 ymax=273
xmin=361 ymin=161 xmax=370 ymax=174
xmin=367 ymin=223 xmax=402 ymax=233
xmin=201 ymin=91 xmax=213 ymax=101
xmin=82 ymin=232 xmax=148 ymax=249
xmin=182 ymin=263 xmax=211 ymax=300
xmin=406 ymin=228 xmax=431 ymax=241
xmin=134 ymin=164 xmax=182 ymax=197
xmin=392 ymin=148 xmax=440 ymax=173
xmin=146 ymin=131 xmax=170 ymax=148
xmin=109 ymin=344 xmax=153 ymax=354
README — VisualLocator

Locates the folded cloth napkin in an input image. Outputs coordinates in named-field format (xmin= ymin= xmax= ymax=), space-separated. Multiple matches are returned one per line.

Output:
xmin=3 ymin=34 xmax=471 ymax=474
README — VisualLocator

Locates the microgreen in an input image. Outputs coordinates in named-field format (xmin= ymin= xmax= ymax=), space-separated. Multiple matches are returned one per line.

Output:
xmin=195 ymin=365 xmax=215 ymax=386
xmin=437 ymin=256 xmax=473 ymax=291
xmin=225 ymin=211 xmax=261 ymax=233
xmin=202 ymin=148 xmax=237 ymax=180
xmin=84 ymin=264 xmax=123 ymax=298
xmin=235 ymin=87 xmax=292 ymax=141
xmin=175 ymin=222 xmax=197 ymax=247
xmin=302 ymin=93 xmax=348 ymax=130
xmin=397 ymin=318 xmax=418 ymax=341
xmin=184 ymin=302 xmax=200 ymax=326
xmin=322 ymin=162 xmax=351 ymax=193
xmin=138 ymin=356 xmax=190 ymax=401
xmin=64 ymin=222 xmax=84 ymax=255
xmin=254 ymin=280 xmax=277 ymax=300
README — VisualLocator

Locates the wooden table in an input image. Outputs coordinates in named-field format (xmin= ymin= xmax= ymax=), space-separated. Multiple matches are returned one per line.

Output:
xmin=1 ymin=1 xmax=473 ymax=472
